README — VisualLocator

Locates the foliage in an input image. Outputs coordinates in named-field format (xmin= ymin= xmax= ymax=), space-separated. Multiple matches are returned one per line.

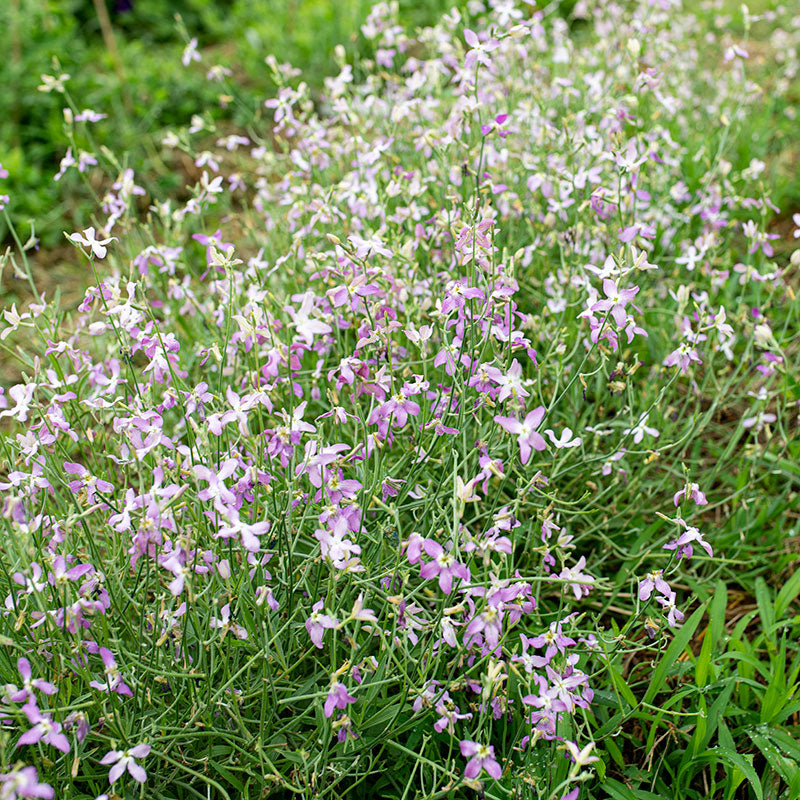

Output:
xmin=0 ymin=1 xmax=798 ymax=799
xmin=0 ymin=0 xmax=456 ymax=247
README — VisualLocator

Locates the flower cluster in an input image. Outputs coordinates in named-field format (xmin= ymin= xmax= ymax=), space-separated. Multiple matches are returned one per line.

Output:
xmin=0 ymin=1 xmax=796 ymax=797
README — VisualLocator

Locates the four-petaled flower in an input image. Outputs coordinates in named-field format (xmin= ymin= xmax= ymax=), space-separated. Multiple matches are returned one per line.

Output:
xmin=591 ymin=279 xmax=640 ymax=327
xmin=459 ymin=740 xmax=502 ymax=779
xmin=67 ymin=227 xmax=117 ymax=259
xmin=306 ymin=599 xmax=339 ymax=649
xmin=100 ymin=743 xmax=151 ymax=784
xmin=464 ymin=29 xmax=500 ymax=70
xmin=17 ymin=704 xmax=70 ymax=753
xmin=544 ymin=427 xmax=582 ymax=449
xmin=323 ymin=681 xmax=356 ymax=718
xmin=419 ymin=539 xmax=470 ymax=594
xmin=494 ymin=407 xmax=547 ymax=465
xmin=182 ymin=38 xmax=201 ymax=67
xmin=9 ymin=658 xmax=57 ymax=703
xmin=0 ymin=766 xmax=54 ymax=799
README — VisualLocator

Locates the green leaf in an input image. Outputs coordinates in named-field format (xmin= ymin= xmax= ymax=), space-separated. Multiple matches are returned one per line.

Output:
xmin=747 ymin=729 xmax=800 ymax=793
xmin=755 ymin=578 xmax=775 ymax=646
xmin=601 ymin=778 xmax=665 ymax=800
xmin=644 ymin=602 xmax=707 ymax=704
xmin=776 ymin=566 xmax=800 ymax=620
xmin=697 ymin=747 xmax=763 ymax=800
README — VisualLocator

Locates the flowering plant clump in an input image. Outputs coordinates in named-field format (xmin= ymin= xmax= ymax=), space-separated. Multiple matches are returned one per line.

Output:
xmin=0 ymin=1 xmax=798 ymax=798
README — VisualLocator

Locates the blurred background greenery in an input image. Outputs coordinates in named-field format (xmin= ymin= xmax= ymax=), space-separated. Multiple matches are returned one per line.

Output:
xmin=1 ymin=0 xmax=462 ymax=248
xmin=1 ymin=0 xmax=797 ymax=252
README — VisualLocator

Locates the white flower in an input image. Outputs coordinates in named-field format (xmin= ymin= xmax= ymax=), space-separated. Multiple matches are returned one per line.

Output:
xmin=545 ymin=427 xmax=583 ymax=449
xmin=38 ymin=73 xmax=70 ymax=93
xmin=182 ymin=38 xmax=201 ymax=67
xmin=1 ymin=304 xmax=31 ymax=340
xmin=623 ymin=413 xmax=660 ymax=444
xmin=563 ymin=740 xmax=600 ymax=767
xmin=67 ymin=227 xmax=116 ymax=259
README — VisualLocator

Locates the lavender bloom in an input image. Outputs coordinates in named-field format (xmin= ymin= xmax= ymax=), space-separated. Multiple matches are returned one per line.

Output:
xmin=89 ymin=648 xmax=133 ymax=697
xmin=657 ymin=591 xmax=685 ymax=628
xmin=418 ymin=539 xmax=470 ymax=594
xmin=323 ymin=681 xmax=356 ymax=718
xmin=8 ymin=658 xmax=57 ymax=703
xmin=210 ymin=603 xmax=249 ymax=640
xmin=673 ymin=483 xmax=708 ymax=507
xmin=0 ymin=766 xmax=54 ymax=799
xmin=100 ymin=743 xmax=151 ymax=784
xmin=459 ymin=740 xmax=502 ymax=780
xmin=494 ymin=407 xmax=547 ymax=465
xmin=527 ymin=621 xmax=576 ymax=661
xmin=433 ymin=693 xmax=472 ymax=734
xmin=64 ymin=461 xmax=113 ymax=502
xmin=306 ymin=599 xmax=339 ymax=649
xmin=463 ymin=29 xmax=500 ymax=70
xmin=17 ymin=704 xmax=70 ymax=753
xmin=663 ymin=521 xmax=713 ymax=560
xmin=638 ymin=569 xmax=671 ymax=602
xmin=591 ymin=279 xmax=640 ymax=327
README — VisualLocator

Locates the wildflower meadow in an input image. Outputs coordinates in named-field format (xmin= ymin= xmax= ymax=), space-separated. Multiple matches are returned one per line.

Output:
xmin=0 ymin=1 xmax=799 ymax=798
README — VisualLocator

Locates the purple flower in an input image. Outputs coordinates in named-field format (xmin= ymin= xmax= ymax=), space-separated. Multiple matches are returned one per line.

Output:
xmin=656 ymin=591 xmax=685 ymax=627
xmin=314 ymin=522 xmax=362 ymax=571
xmin=100 ymin=743 xmax=151 ymax=784
xmin=8 ymin=658 xmax=57 ymax=703
xmin=48 ymin=555 xmax=93 ymax=587
xmin=17 ymin=704 xmax=70 ymax=753
xmin=333 ymin=714 xmax=358 ymax=743
xmin=558 ymin=556 xmax=595 ymax=599
xmin=638 ymin=569 xmax=671 ymax=602
xmin=418 ymin=540 xmax=470 ymax=594
xmin=64 ymin=462 xmax=114 ymax=503
xmin=0 ymin=766 xmax=54 ymax=799
xmin=286 ymin=292 xmax=332 ymax=345
xmin=495 ymin=359 xmax=529 ymax=404
xmin=663 ymin=341 xmax=702 ymax=373
xmin=663 ymin=521 xmax=713 ymax=560
xmin=465 ymin=605 xmax=503 ymax=650
xmin=527 ymin=621 xmax=576 ymax=661
xmin=379 ymin=390 xmax=420 ymax=429
xmin=673 ymin=483 xmax=708 ymax=507
xmin=543 ymin=665 xmax=590 ymax=712
xmin=64 ymin=711 xmax=90 ymax=743
xmin=494 ymin=407 xmax=547 ymax=465
xmin=433 ymin=692 xmax=472 ymax=733
xmin=433 ymin=338 xmax=464 ymax=376
xmin=210 ymin=603 xmax=249 ymax=640
xmin=193 ymin=459 xmax=238 ymax=512
xmin=742 ymin=411 xmax=776 ymax=431
xmin=459 ymin=740 xmax=502 ymax=780
xmin=305 ymin=599 xmax=339 ymax=649
xmin=324 ymin=681 xmax=356 ymax=718
xmin=89 ymin=648 xmax=133 ymax=697
xmin=181 ymin=38 xmax=201 ymax=67
xmin=563 ymin=740 xmax=600 ymax=766
xmin=403 ymin=532 xmax=425 ymax=565
xmin=463 ymin=29 xmax=500 ymax=71
xmin=591 ymin=279 xmax=640 ymax=327
xmin=206 ymin=389 xmax=254 ymax=437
